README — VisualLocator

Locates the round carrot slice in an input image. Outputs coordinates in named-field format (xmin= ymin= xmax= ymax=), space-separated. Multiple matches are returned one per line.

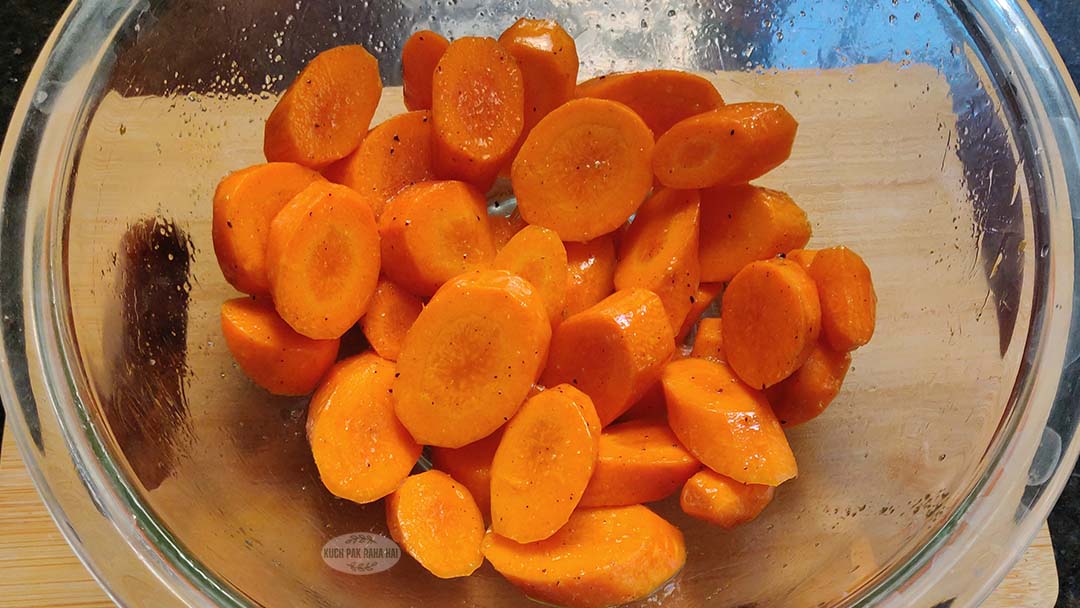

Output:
xmin=499 ymin=18 xmax=578 ymax=148
xmin=429 ymin=428 xmax=503 ymax=519
xmin=563 ymin=235 xmax=617 ymax=319
xmin=359 ymin=278 xmax=424 ymax=361
xmin=402 ymin=30 xmax=450 ymax=111
xmin=680 ymin=469 xmax=775 ymax=528
xmin=690 ymin=316 xmax=725 ymax=363
xmin=766 ymin=341 xmax=851 ymax=427
xmin=386 ymin=470 xmax=484 ymax=579
xmin=493 ymin=225 xmax=569 ymax=325
xmin=808 ymin=246 xmax=878 ymax=352
xmin=576 ymin=69 xmax=725 ymax=138
xmin=579 ymin=419 xmax=699 ymax=507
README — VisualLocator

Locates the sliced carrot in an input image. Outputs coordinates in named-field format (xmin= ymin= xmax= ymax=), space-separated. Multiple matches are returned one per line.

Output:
xmin=494 ymin=225 xmax=569 ymax=325
xmin=580 ymin=419 xmax=699 ymax=507
xmin=498 ymin=19 xmax=578 ymax=153
xmin=676 ymin=282 xmax=724 ymax=343
xmin=386 ymin=470 xmax=485 ymax=578
xmin=265 ymin=182 xmax=380 ymax=339
xmin=264 ymin=45 xmax=382 ymax=168
xmin=432 ymin=37 xmax=524 ymax=190
xmin=653 ymin=102 xmax=798 ymax=188
xmin=722 ymin=258 xmax=821 ymax=389
xmin=483 ymin=505 xmax=686 ymax=608
xmin=402 ymin=30 xmax=450 ymax=111
xmin=619 ymin=381 xmax=668 ymax=422
xmin=512 ymin=98 xmax=655 ymax=242
xmin=212 ymin=163 xmax=323 ymax=295
xmin=541 ymin=288 xmax=675 ymax=425
xmin=429 ymin=428 xmax=503 ymax=519
xmin=359 ymin=278 xmax=424 ymax=361
xmin=490 ymin=209 xmax=529 ymax=251
xmin=662 ymin=357 xmax=797 ymax=486
xmin=786 ymin=248 xmax=818 ymax=270
xmin=393 ymin=270 xmax=551 ymax=447
xmin=689 ymin=316 xmax=725 ymax=363
xmin=615 ymin=188 xmax=701 ymax=332
xmin=576 ymin=70 xmax=724 ymax=138
xmin=378 ymin=180 xmax=496 ymax=297
xmin=808 ymin=246 xmax=878 ymax=352
xmin=698 ymin=184 xmax=811 ymax=283
xmin=680 ymin=469 xmax=775 ymax=528
xmin=307 ymin=353 xmax=421 ymax=503
xmin=321 ymin=111 xmax=436 ymax=218
xmin=490 ymin=385 xmax=601 ymax=542
xmin=766 ymin=341 xmax=851 ymax=426
xmin=563 ymin=235 xmax=617 ymax=318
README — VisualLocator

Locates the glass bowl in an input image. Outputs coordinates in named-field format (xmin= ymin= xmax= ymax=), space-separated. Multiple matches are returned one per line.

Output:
xmin=2 ymin=0 xmax=1080 ymax=606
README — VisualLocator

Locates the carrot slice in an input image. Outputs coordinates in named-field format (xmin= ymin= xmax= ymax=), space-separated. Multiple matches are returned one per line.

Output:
xmin=576 ymin=70 xmax=724 ymax=138
xmin=494 ymin=225 xmax=569 ymax=325
xmin=690 ymin=317 xmax=725 ymax=363
xmin=512 ymin=98 xmax=655 ymax=242
xmin=563 ymin=235 xmax=617 ymax=318
xmin=221 ymin=297 xmax=339 ymax=395
xmin=264 ymin=45 xmax=382 ymax=168
xmin=490 ymin=385 xmax=601 ymax=542
xmin=483 ymin=505 xmax=686 ymax=608
xmin=786 ymin=248 xmax=818 ymax=270
xmin=498 ymin=19 xmax=578 ymax=151
xmin=265 ymin=182 xmax=380 ymax=339
xmin=402 ymin=30 xmax=450 ymax=111
xmin=766 ymin=341 xmax=851 ymax=427
xmin=386 ymin=470 xmax=484 ymax=578
xmin=615 ymin=188 xmax=701 ymax=332
xmin=676 ymin=282 xmax=724 ymax=343
xmin=808 ymin=246 xmax=878 ymax=352
xmin=618 ymin=382 xmax=668 ymax=422
xmin=432 ymin=37 xmax=524 ymax=190
xmin=662 ymin=357 xmax=797 ymax=486
xmin=359 ymin=278 xmax=424 ymax=361
xmin=378 ymin=180 xmax=496 ymax=297
xmin=429 ymin=428 xmax=503 ymax=519
xmin=653 ymin=102 xmax=798 ymax=188
xmin=580 ymin=419 xmax=699 ymax=507
xmin=321 ymin=111 xmax=436 ymax=218
xmin=394 ymin=270 xmax=551 ymax=447
xmin=308 ymin=353 xmax=422 ymax=503
xmin=698 ymin=184 xmax=811 ymax=283
xmin=490 ymin=209 xmax=529 ymax=251
xmin=680 ymin=469 xmax=775 ymax=528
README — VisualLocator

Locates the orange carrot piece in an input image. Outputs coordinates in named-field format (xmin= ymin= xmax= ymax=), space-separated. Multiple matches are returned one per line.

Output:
xmin=698 ymin=184 xmax=811 ymax=282
xmin=378 ymin=180 xmax=496 ymax=297
xmin=264 ymin=45 xmax=382 ymax=168
xmin=722 ymin=258 xmax=821 ymax=389
xmin=690 ymin=317 xmax=725 ymax=363
xmin=402 ymin=30 xmax=450 ymax=111
xmin=483 ymin=505 xmax=686 ymax=608
xmin=576 ymin=70 xmax=724 ymax=138
xmin=512 ymin=98 xmax=655 ymax=242
xmin=653 ymin=102 xmax=798 ymax=188
xmin=490 ymin=209 xmax=529 ymax=250
xmin=680 ymin=469 xmax=775 ymax=528
xmin=580 ymin=419 xmax=699 ymax=507
xmin=494 ymin=225 xmax=569 ymax=325
xmin=265 ymin=182 xmax=380 ymax=339
xmin=619 ymin=380 xmax=669 ymax=422
xmin=676 ymin=282 xmax=724 ymax=343
xmin=615 ymin=188 xmax=701 ymax=332
xmin=359 ymin=278 xmax=424 ymax=361
xmin=386 ymin=470 xmax=485 ymax=578
xmin=212 ymin=163 xmax=323 ymax=295
xmin=663 ymin=357 xmax=797 ymax=486
xmin=498 ymin=19 xmax=578 ymax=151
xmin=308 ymin=353 xmax=422 ymax=503
xmin=786 ymin=248 xmax=818 ymax=270
xmin=766 ymin=341 xmax=851 ymax=427
xmin=490 ymin=385 xmax=601 ymax=542
xmin=542 ymin=288 xmax=675 ymax=425
xmin=429 ymin=428 xmax=503 ymax=519
xmin=563 ymin=235 xmax=617 ymax=318
xmin=808 ymin=246 xmax=877 ymax=352
xmin=394 ymin=270 xmax=551 ymax=447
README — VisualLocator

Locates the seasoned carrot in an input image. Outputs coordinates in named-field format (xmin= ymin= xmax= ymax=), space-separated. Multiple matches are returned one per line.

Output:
xmin=483 ymin=505 xmax=686 ymax=608
xmin=689 ymin=317 xmax=725 ymax=363
xmin=429 ymin=428 xmax=503 ymax=519
xmin=576 ymin=70 xmax=724 ymax=138
xmin=265 ymin=182 xmax=380 ymax=339
xmin=722 ymin=258 xmax=821 ymax=389
xmin=663 ymin=357 xmax=797 ymax=486
xmin=653 ymin=102 xmax=798 ymax=188
xmin=432 ymin=37 xmax=524 ymax=190
xmin=394 ymin=270 xmax=551 ymax=447
xmin=512 ymin=98 xmax=654 ymax=242
xmin=386 ymin=470 xmax=484 ymax=578
xmin=808 ymin=246 xmax=877 ymax=352
xmin=491 ymin=209 xmax=529 ymax=250
xmin=264 ymin=45 xmax=382 ymax=168
xmin=580 ymin=419 xmax=699 ymax=507
xmin=402 ymin=30 xmax=450 ymax=111
xmin=618 ymin=382 xmax=668 ymax=422
xmin=766 ymin=341 xmax=851 ymax=426
xmin=563 ymin=235 xmax=617 ymax=318
xmin=542 ymin=288 xmax=675 ymax=425
xmin=786 ymin=248 xmax=818 ymax=270
xmin=379 ymin=181 xmax=496 ymax=297
xmin=321 ymin=111 xmax=436 ymax=218
xmin=676 ymin=282 xmax=724 ymax=343
xmin=494 ymin=225 xmax=569 ymax=325
xmin=490 ymin=385 xmax=601 ymax=542
xmin=615 ymin=188 xmax=701 ymax=332
xmin=680 ymin=469 xmax=775 ymax=528
xmin=212 ymin=163 xmax=323 ymax=295
xmin=498 ymin=19 xmax=578 ymax=150
xmin=359 ymin=278 xmax=424 ymax=361
xmin=698 ymin=184 xmax=811 ymax=282
xmin=308 ymin=353 xmax=421 ymax=503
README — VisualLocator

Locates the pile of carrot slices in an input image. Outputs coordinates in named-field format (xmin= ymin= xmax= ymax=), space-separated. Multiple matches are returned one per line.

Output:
xmin=212 ymin=17 xmax=877 ymax=608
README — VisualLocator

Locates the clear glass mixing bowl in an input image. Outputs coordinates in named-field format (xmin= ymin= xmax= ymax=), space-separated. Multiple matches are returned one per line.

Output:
xmin=3 ymin=0 xmax=1080 ymax=606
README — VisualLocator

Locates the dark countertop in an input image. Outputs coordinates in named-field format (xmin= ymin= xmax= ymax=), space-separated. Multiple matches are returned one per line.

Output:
xmin=0 ymin=1 xmax=1077 ymax=606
